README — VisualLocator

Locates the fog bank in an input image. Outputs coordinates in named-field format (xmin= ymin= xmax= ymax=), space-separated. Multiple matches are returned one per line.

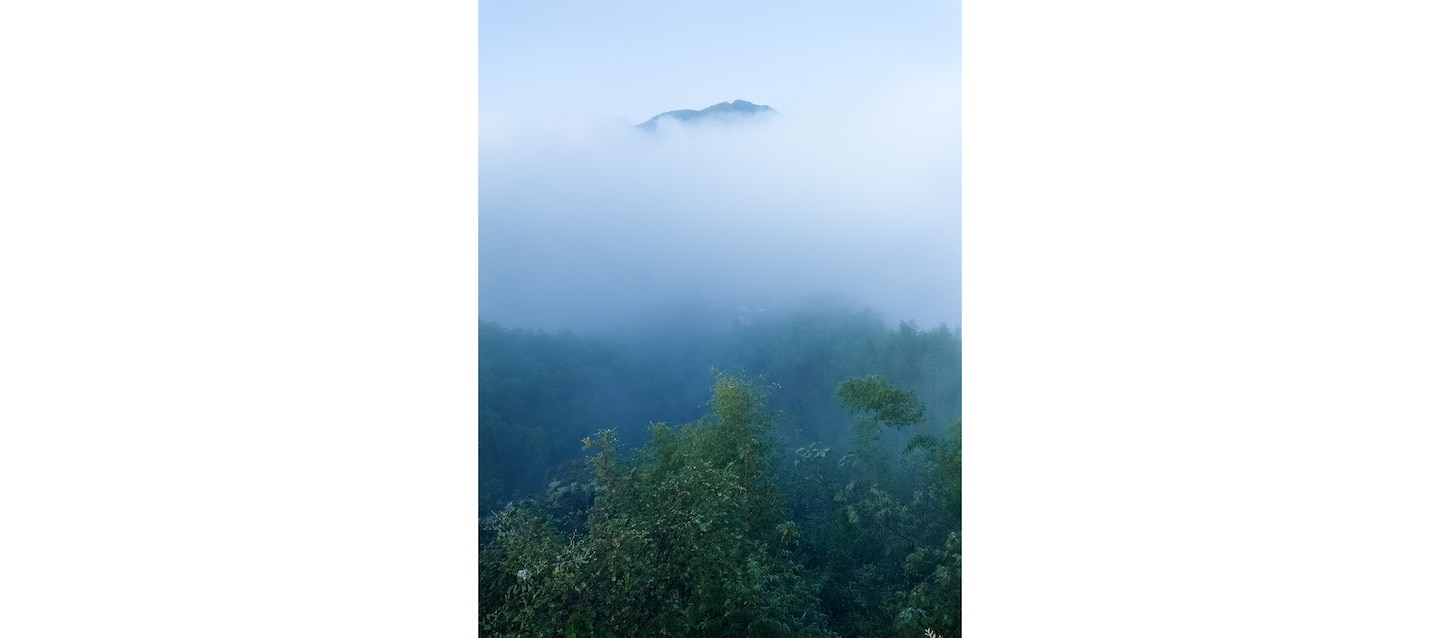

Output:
xmin=480 ymin=74 xmax=961 ymax=333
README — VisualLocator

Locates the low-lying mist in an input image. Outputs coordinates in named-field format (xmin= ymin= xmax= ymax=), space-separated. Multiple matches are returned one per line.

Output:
xmin=479 ymin=74 xmax=961 ymax=333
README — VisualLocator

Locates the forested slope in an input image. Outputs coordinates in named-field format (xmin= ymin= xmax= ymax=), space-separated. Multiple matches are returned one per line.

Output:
xmin=481 ymin=372 xmax=959 ymax=637
xmin=479 ymin=304 xmax=960 ymax=636
xmin=480 ymin=303 xmax=960 ymax=509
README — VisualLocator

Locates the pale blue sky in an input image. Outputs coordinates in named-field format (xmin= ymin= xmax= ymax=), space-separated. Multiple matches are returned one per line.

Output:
xmin=479 ymin=0 xmax=961 ymax=123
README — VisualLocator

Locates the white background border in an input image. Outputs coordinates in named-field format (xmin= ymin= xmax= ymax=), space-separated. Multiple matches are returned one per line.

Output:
xmin=2 ymin=3 xmax=478 ymax=635
xmin=964 ymin=2 xmax=1440 ymax=636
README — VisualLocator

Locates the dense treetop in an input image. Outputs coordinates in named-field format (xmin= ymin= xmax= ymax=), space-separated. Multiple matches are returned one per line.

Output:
xmin=480 ymin=303 xmax=960 ymax=636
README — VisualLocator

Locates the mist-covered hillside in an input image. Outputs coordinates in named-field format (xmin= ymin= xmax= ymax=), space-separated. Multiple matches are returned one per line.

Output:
xmin=479 ymin=298 xmax=960 ymax=637
xmin=480 ymin=83 xmax=959 ymax=638
xmin=478 ymin=88 xmax=961 ymax=334
xmin=479 ymin=300 xmax=959 ymax=508
xmin=635 ymin=99 xmax=779 ymax=131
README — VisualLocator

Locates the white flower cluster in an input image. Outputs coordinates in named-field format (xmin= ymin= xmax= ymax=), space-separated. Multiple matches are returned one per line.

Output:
xmin=793 ymin=442 xmax=831 ymax=466
xmin=517 ymin=569 xmax=530 ymax=581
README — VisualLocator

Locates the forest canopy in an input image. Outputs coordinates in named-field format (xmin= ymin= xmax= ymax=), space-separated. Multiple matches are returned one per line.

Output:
xmin=479 ymin=303 xmax=960 ymax=636
xmin=479 ymin=303 xmax=960 ymax=507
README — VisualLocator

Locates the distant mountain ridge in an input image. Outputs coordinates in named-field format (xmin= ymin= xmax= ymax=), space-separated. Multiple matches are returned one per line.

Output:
xmin=636 ymin=99 xmax=778 ymax=131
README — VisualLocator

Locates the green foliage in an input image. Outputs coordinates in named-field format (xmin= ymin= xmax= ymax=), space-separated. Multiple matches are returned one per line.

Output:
xmin=837 ymin=375 xmax=927 ymax=430
xmin=894 ymin=531 xmax=962 ymax=635
xmin=479 ymin=308 xmax=962 ymax=636
xmin=771 ymin=378 xmax=959 ymax=637
xmin=481 ymin=373 xmax=839 ymax=637
xmin=581 ymin=428 xmax=620 ymax=489
xmin=480 ymin=305 xmax=962 ymax=510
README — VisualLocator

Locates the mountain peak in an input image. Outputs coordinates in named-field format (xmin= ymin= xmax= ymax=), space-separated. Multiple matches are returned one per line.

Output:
xmin=636 ymin=100 xmax=778 ymax=131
